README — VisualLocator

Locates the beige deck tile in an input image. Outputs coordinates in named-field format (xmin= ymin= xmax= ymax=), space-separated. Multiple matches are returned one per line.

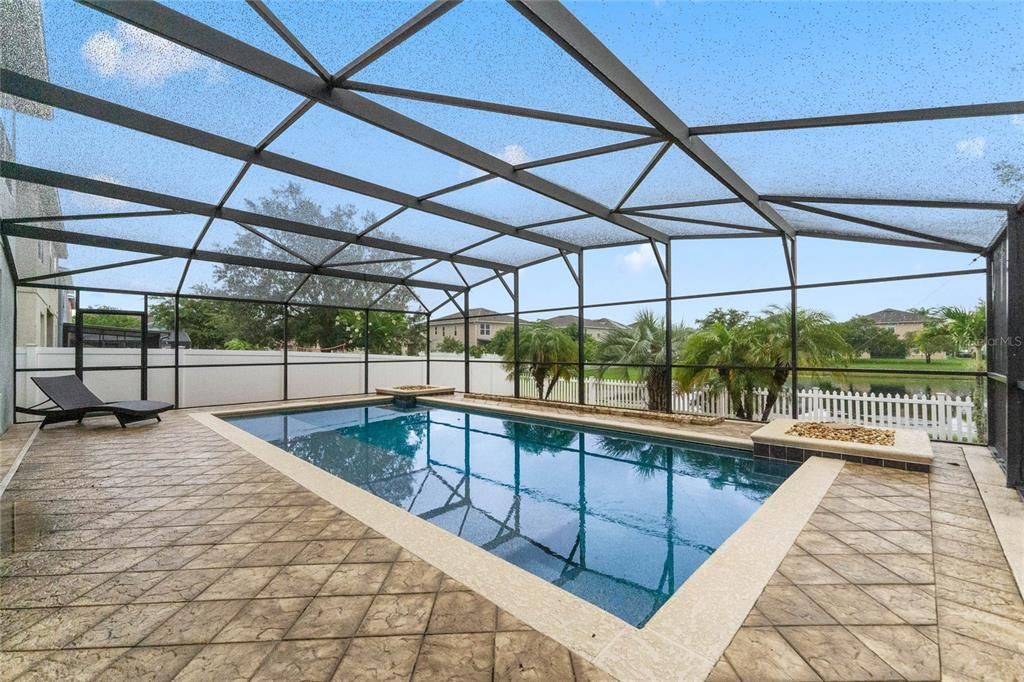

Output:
xmin=428 ymin=590 xmax=498 ymax=634
xmin=141 ymin=600 xmax=248 ymax=645
xmin=753 ymin=586 xmax=836 ymax=626
xmin=828 ymin=531 xmax=903 ymax=554
xmin=131 ymin=544 xmax=211 ymax=571
xmin=319 ymin=562 xmax=392 ymax=596
xmin=799 ymin=585 xmax=904 ymax=625
xmin=381 ymin=560 xmax=445 ymax=594
xmin=251 ymin=638 xmax=349 ymax=682
xmin=860 ymin=584 xmax=937 ymax=624
xmin=938 ymin=628 xmax=1024 ymax=681
xmin=254 ymin=560 xmax=336 ymax=597
xmin=291 ymin=539 xmax=356 ymax=564
xmin=816 ymin=555 xmax=906 ymax=584
xmin=794 ymin=531 xmax=857 ymax=555
xmin=3 ymin=605 xmax=120 ymax=650
xmin=722 ymin=627 xmax=821 ymax=682
xmin=413 ymin=632 xmax=495 ymax=682
xmin=235 ymin=540 xmax=309 ymax=567
xmin=22 ymin=646 xmax=129 ymax=682
xmin=867 ymin=553 xmax=934 ymax=584
xmin=72 ymin=570 xmax=171 ymax=605
xmin=0 ymin=651 xmax=51 ymax=679
xmin=194 ymin=565 xmax=281 ymax=600
xmin=72 ymin=602 xmax=184 ymax=647
xmin=873 ymin=530 xmax=933 ymax=554
xmin=182 ymin=542 xmax=260 ymax=569
xmin=213 ymin=596 xmax=310 ymax=642
xmin=704 ymin=658 xmax=742 ymax=682
xmin=95 ymin=645 xmax=203 ymax=682
xmin=344 ymin=537 xmax=405 ymax=563
xmin=937 ymin=600 xmax=1024 ymax=654
xmin=846 ymin=625 xmax=940 ymax=681
xmin=933 ymin=554 xmax=1019 ymax=592
xmin=934 ymin=572 xmax=1024 ymax=621
xmin=933 ymin=536 xmax=1010 ymax=569
xmin=331 ymin=635 xmax=422 ymax=681
xmin=777 ymin=625 xmax=901 ymax=681
xmin=286 ymin=595 xmax=375 ymax=639
xmin=358 ymin=593 xmax=435 ymax=636
xmin=496 ymin=609 xmax=532 ymax=632
xmin=173 ymin=641 xmax=276 ymax=681
xmin=494 ymin=630 xmax=574 ymax=681
xmin=135 ymin=568 xmax=227 ymax=603
xmin=777 ymin=555 xmax=847 ymax=585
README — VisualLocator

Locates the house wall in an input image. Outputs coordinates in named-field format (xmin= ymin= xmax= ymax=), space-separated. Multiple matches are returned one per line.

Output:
xmin=429 ymin=319 xmax=512 ymax=349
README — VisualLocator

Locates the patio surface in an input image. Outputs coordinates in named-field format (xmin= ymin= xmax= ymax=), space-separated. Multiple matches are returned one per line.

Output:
xmin=1 ymin=404 xmax=1021 ymax=681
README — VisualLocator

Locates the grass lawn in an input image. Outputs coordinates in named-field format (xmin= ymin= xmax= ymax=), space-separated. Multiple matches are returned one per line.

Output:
xmin=846 ymin=357 xmax=977 ymax=372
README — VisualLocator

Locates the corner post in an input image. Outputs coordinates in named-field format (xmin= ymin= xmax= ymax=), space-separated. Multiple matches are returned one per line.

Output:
xmin=141 ymin=294 xmax=148 ymax=400
xmin=578 ymin=253 xmax=585 ymax=405
xmin=514 ymin=270 xmax=521 ymax=398
xmin=463 ymin=291 xmax=470 ymax=394
xmin=173 ymin=294 xmax=180 ymax=408
xmin=664 ymin=241 xmax=673 ymax=412
xmin=790 ymin=239 xmax=799 ymax=420
xmin=283 ymin=303 xmax=289 ymax=401
xmin=74 ymin=289 xmax=83 ymax=380
xmin=363 ymin=308 xmax=369 ymax=395
xmin=425 ymin=312 xmax=431 ymax=385
xmin=1006 ymin=207 xmax=1023 ymax=488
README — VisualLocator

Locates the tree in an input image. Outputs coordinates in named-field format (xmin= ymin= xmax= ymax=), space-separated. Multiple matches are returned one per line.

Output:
xmin=678 ymin=306 xmax=850 ymax=421
xmin=908 ymin=323 xmax=954 ymax=363
xmin=80 ymin=308 xmax=139 ymax=329
xmin=939 ymin=302 xmax=986 ymax=365
xmin=501 ymin=323 xmax=576 ymax=400
xmin=564 ymin=323 xmax=598 ymax=362
xmin=840 ymin=316 xmax=907 ymax=358
xmin=594 ymin=310 xmax=685 ymax=411
xmin=437 ymin=336 xmax=464 ymax=354
xmin=486 ymin=326 xmax=515 ymax=356
xmin=746 ymin=306 xmax=852 ymax=420
xmin=695 ymin=308 xmax=750 ymax=329
xmin=150 ymin=298 xmax=281 ymax=349
xmin=196 ymin=183 xmax=416 ymax=349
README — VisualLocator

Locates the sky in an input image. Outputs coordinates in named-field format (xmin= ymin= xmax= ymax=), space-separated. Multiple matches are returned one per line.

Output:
xmin=5 ymin=0 xmax=1019 ymax=322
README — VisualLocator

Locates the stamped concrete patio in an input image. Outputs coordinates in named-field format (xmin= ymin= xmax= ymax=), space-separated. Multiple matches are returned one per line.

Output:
xmin=1 ymin=405 xmax=1021 ymax=681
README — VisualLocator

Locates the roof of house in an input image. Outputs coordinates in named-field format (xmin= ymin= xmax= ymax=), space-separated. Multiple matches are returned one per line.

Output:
xmin=432 ymin=308 xmax=515 ymax=324
xmin=541 ymin=314 xmax=626 ymax=331
xmin=864 ymin=308 xmax=928 ymax=325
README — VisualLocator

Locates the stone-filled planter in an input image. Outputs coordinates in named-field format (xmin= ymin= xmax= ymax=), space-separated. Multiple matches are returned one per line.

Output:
xmin=751 ymin=418 xmax=932 ymax=472
xmin=375 ymin=385 xmax=455 ymax=398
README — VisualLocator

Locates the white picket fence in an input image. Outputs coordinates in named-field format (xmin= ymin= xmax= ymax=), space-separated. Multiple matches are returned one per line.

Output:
xmin=519 ymin=376 xmax=978 ymax=442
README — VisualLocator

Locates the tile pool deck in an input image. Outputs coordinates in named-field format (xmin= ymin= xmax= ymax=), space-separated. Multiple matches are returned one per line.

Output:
xmin=1 ymin=401 xmax=1022 ymax=681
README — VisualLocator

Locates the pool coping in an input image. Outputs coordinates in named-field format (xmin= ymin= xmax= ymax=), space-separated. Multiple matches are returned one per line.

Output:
xmin=194 ymin=397 xmax=843 ymax=681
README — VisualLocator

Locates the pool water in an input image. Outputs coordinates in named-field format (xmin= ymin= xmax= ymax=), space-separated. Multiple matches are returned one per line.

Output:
xmin=228 ymin=402 xmax=797 ymax=626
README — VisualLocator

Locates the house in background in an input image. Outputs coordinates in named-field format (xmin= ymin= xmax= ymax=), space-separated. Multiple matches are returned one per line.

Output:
xmin=864 ymin=308 xmax=928 ymax=340
xmin=428 ymin=308 xmax=627 ymax=349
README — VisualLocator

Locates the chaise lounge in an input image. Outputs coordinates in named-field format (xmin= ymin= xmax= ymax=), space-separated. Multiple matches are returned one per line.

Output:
xmin=18 ymin=375 xmax=172 ymax=429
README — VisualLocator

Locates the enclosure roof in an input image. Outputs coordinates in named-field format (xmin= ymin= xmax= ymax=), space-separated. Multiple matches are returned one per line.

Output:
xmin=1 ymin=0 xmax=1021 ymax=310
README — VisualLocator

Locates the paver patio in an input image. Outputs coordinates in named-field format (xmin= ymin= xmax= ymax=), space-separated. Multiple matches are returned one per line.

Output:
xmin=1 ymin=407 xmax=1021 ymax=681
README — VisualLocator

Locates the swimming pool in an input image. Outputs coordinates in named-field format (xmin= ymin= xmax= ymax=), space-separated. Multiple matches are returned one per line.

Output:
xmin=227 ymin=402 xmax=797 ymax=626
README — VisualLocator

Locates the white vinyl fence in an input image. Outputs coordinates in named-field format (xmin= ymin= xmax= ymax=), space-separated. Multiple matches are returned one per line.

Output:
xmin=14 ymin=347 xmax=977 ymax=442
xmin=520 ymin=376 xmax=979 ymax=442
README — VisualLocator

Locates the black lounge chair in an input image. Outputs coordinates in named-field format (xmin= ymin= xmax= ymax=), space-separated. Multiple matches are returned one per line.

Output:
xmin=18 ymin=375 xmax=172 ymax=429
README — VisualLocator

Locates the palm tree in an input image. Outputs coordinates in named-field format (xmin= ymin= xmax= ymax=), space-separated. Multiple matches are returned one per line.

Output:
xmin=677 ymin=306 xmax=851 ymax=421
xmin=939 ymin=303 xmax=986 ymax=366
xmin=593 ymin=310 xmax=686 ymax=411
xmin=676 ymin=321 xmax=760 ymax=419
xmin=500 ymin=323 xmax=577 ymax=400
xmin=747 ymin=306 xmax=852 ymax=421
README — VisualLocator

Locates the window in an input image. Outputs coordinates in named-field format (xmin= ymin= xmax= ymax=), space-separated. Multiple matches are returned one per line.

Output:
xmin=479 ymin=323 xmax=491 ymax=336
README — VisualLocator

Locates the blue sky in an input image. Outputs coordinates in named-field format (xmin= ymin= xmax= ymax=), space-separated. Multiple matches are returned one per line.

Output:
xmin=7 ymin=0 xmax=1017 ymax=320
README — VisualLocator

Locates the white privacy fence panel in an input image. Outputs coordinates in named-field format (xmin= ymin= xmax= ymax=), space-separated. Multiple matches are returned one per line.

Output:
xmin=518 ymin=376 xmax=978 ymax=442
xmin=15 ymin=347 xmax=977 ymax=441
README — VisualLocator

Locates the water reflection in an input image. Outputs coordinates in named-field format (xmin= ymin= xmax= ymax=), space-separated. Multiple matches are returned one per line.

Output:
xmin=230 ymin=404 xmax=795 ymax=626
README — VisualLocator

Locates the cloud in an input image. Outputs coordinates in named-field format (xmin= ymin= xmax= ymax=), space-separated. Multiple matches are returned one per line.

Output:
xmin=81 ymin=22 xmax=224 ymax=86
xmin=497 ymin=144 xmax=530 ymax=165
xmin=620 ymin=246 xmax=658 ymax=273
xmin=955 ymin=136 xmax=987 ymax=159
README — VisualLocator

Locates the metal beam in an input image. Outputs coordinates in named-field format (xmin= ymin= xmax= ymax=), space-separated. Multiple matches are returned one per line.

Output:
xmin=246 ymin=0 xmax=330 ymax=82
xmin=1 ymin=71 xmax=578 ymax=254
xmin=510 ymin=0 xmax=795 ymax=239
xmin=15 ymin=209 xmax=180 ymax=223
xmin=776 ymin=200 xmax=981 ymax=252
xmin=624 ymin=211 xmax=778 ymax=235
xmin=2 ymin=161 xmax=515 ymax=271
xmin=3 ymin=222 xmax=467 ymax=292
xmin=78 ymin=0 xmax=666 ymax=244
xmin=514 ymin=135 xmax=663 ymax=171
xmin=614 ymin=141 xmax=670 ymax=210
xmin=762 ymin=195 xmax=1014 ymax=212
xmin=796 ymin=228 xmax=979 ymax=254
xmin=19 ymin=254 xmax=170 ymax=283
xmin=690 ymin=100 xmax=1024 ymax=136
xmin=333 ymin=0 xmax=460 ymax=82
xmin=342 ymin=81 xmax=661 ymax=136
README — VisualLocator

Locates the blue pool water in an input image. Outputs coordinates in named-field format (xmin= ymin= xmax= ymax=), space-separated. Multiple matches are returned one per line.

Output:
xmin=228 ymin=402 xmax=797 ymax=626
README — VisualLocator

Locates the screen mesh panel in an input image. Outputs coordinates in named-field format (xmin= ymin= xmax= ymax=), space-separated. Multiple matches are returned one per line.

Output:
xmin=437 ymin=177 xmax=584 ymax=227
xmin=531 ymin=144 xmax=665 ymax=208
xmin=622 ymin=147 xmax=734 ymax=207
xmin=460 ymin=236 xmax=558 ymax=267
xmin=523 ymin=217 xmax=642 ymax=247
